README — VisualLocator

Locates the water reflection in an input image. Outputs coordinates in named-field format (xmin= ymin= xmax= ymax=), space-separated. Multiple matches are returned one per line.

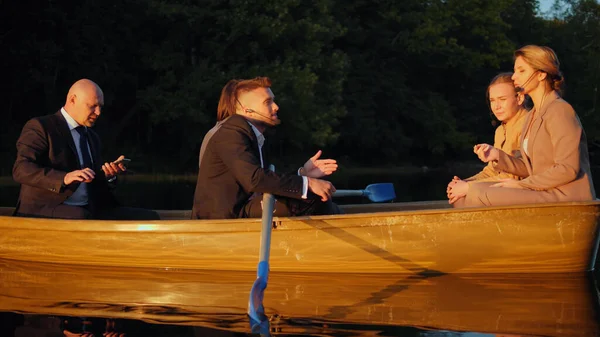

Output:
xmin=1 ymin=313 xmax=249 ymax=336
xmin=0 ymin=169 xmax=481 ymax=210
xmin=1 ymin=167 xmax=600 ymax=209
xmin=0 ymin=259 xmax=598 ymax=336
xmin=0 ymin=312 xmax=590 ymax=336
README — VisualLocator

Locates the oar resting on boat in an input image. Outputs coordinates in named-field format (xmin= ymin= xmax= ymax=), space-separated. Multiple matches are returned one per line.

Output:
xmin=333 ymin=183 xmax=396 ymax=203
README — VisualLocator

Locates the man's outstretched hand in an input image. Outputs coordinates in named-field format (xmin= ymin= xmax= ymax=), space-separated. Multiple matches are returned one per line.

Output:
xmin=300 ymin=150 xmax=338 ymax=178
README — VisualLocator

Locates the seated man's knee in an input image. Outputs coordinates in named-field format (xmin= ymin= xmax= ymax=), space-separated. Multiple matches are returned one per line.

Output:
xmin=52 ymin=205 xmax=92 ymax=219
xmin=316 ymin=199 xmax=343 ymax=215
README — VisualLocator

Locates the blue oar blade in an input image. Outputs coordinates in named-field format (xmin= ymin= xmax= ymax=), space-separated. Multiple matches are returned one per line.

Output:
xmin=248 ymin=260 xmax=269 ymax=322
xmin=248 ymin=277 xmax=267 ymax=327
xmin=250 ymin=317 xmax=271 ymax=336
xmin=364 ymin=183 xmax=396 ymax=202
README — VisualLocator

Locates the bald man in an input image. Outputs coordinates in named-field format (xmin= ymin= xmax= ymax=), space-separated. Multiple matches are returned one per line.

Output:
xmin=12 ymin=79 xmax=158 ymax=220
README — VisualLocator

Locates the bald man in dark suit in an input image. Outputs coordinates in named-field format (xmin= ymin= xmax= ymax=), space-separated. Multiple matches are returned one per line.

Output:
xmin=12 ymin=79 xmax=158 ymax=220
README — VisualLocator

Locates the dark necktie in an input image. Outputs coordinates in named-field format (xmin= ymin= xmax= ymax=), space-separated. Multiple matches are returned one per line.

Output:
xmin=75 ymin=126 xmax=93 ymax=169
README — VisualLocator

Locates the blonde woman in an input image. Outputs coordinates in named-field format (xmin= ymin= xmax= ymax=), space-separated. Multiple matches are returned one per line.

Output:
xmin=447 ymin=73 xmax=528 ymax=205
xmin=456 ymin=45 xmax=595 ymax=207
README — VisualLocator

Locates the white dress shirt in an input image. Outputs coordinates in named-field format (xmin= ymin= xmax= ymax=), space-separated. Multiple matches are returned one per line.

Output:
xmin=249 ymin=122 xmax=308 ymax=198
xmin=61 ymin=108 xmax=92 ymax=206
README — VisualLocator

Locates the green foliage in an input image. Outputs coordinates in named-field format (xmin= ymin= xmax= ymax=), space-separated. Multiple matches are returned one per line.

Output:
xmin=1 ymin=0 xmax=598 ymax=174
xmin=332 ymin=0 xmax=519 ymax=163
xmin=544 ymin=0 xmax=600 ymax=152
xmin=128 ymin=0 xmax=348 ymax=168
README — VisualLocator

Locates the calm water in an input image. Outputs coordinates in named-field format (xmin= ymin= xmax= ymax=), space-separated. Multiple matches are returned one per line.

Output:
xmin=1 ymin=166 xmax=599 ymax=209
xmin=0 ymin=167 xmax=472 ymax=210
xmin=0 ymin=259 xmax=598 ymax=336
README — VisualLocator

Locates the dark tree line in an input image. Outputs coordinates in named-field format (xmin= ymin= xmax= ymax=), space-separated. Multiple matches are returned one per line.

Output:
xmin=1 ymin=0 xmax=599 ymax=175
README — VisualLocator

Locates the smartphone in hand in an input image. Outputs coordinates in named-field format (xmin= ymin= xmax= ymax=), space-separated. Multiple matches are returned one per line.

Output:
xmin=113 ymin=158 xmax=132 ymax=165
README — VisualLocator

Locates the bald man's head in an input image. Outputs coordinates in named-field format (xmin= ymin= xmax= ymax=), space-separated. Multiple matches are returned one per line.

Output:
xmin=64 ymin=79 xmax=104 ymax=127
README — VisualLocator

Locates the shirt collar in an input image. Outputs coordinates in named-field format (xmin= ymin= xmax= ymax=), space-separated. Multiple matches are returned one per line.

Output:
xmin=61 ymin=107 xmax=83 ymax=131
xmin=248 ymin=122 xmax=265 ymax=148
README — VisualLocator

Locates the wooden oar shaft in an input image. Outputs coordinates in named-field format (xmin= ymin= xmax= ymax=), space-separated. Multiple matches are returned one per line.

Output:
xmin=333 ymin=189 xmax=365 ymax=198
xmin=258 ymin=164 xmax=276 ymax=264
xmin=258 ymin=192 xmax=275 ymax=263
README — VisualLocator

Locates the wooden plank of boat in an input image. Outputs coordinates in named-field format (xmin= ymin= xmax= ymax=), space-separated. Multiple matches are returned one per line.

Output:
xmin=0 ymin=259 xmax=597 ymax=337
xmin=0 ymin=200 xmax=599 ymax=274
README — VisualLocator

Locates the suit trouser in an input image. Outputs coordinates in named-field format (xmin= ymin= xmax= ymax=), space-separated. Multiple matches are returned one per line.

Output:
xmin=240 ymin=195 xmax=342 ymax=218
xmin=453 ymin=182 xmax=563 ymax=208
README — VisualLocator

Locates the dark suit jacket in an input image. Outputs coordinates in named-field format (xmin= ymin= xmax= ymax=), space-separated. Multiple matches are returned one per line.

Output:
xmin=12 ymin=111 xmax=117 ymax=217
xmin=192 ymin=114 xmax=304 ymax=219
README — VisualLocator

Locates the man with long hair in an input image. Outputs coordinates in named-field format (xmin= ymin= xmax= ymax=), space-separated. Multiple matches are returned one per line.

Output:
xmin=192 ymin=77 xmax=341 ymax=219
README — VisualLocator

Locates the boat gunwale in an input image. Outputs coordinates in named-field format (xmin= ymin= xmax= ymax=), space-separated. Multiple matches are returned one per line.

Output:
xmin=0 ymin=200 xmax=599 ymax=233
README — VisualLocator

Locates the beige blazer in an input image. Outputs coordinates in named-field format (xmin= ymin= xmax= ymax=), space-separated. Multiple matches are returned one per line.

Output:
xmin=466 ymin=108 xmax=528 ymax=182
xmin=494 ymin=92 xmax=595 ymax=201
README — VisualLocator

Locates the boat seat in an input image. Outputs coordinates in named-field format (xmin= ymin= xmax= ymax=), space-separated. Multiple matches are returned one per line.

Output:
xmin=0 ymin=207 xmax=13 ymax=216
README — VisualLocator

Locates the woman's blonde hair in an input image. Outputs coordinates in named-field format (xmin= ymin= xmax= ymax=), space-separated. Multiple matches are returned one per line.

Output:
xmin=514 ymin=45 xmax=565 ymax=95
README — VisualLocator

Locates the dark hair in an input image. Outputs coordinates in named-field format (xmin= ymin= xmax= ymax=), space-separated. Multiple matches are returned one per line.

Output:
xmin=216 ymin=77 xmax=272 ymax=121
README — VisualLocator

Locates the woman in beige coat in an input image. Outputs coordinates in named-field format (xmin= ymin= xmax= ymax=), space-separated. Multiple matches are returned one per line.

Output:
xmin=447 ymin=72 xmax=529 ymax=205
xmin=456 ymin=45 xmax=595 ymax=207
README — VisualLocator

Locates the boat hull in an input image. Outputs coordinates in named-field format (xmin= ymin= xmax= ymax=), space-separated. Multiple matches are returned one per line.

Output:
xmin=0 ymin=201 xmax=599 ymax=274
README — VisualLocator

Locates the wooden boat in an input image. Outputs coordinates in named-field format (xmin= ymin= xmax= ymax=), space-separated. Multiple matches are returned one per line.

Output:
xmin=0 ymin=259 xmax=598 ymax=337
xmin=0 ymin=200 xmax=599 ymax=274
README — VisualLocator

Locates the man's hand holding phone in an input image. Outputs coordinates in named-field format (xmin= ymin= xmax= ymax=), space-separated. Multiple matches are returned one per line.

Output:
xmin=102 ymin=155 xmax=131 ymax=180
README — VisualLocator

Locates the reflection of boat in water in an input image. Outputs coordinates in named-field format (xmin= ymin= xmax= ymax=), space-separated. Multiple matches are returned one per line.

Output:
xmin=0 ymin=259 xmax=598 ymax=336
xmin=1 ymin=200 xmax=599 ymax=274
